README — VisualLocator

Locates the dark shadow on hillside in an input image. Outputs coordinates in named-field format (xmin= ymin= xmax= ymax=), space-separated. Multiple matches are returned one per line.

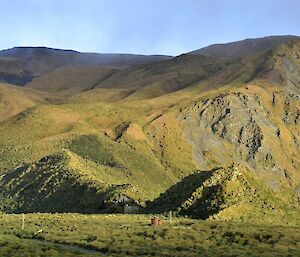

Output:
xmin=0 ymin=73 xmax=33 ymax=86
xmin=181 ymin=184 xmax=225 ymax=219
xmin=146 ymin=167 xmax=225 ymax=219
xmin=0 ymin=154 xmax=137 ymax=214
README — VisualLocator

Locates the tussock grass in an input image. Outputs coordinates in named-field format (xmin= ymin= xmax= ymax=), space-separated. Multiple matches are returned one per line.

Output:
xmin=0 ymin=213 xmax=299 ymax=257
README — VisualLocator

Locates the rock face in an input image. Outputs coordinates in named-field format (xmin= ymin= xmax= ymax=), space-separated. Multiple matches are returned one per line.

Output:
xmin=147 ymin=81 xmax=299 ymax=223
xmin=179 ymin=40 xmax=300 ymax=197
xmin=180 ymin=88 xmax=299 ymax=188
xmin=173 ymin=66 xmax=300 ymax=222
xmin=148 ymin=81 xmax=299 ymax=222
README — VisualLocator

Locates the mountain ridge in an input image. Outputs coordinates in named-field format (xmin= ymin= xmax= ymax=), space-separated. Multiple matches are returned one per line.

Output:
xmin=189 ymin=35 xmax=299 ymax=59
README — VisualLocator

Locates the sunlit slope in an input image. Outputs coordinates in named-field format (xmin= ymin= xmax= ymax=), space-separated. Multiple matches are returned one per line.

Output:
xmin=1 ymin=80 xmax=298 ymax=220
xmin=148 ymin=165 xmax=299 ymax=225
xmin=0 ymin=148 xmax=176 ymax=213
xmin=0 ymin=83 xmax=46 ymax=122
xmin=0 ymin=100 xmax=188 ymax=212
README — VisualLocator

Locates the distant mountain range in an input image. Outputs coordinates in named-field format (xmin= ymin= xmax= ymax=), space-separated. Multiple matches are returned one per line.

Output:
xmin=0 ymin=35 xmax=297 ymax=87
xmin=0 ymin=46 xmax=172 ymax=86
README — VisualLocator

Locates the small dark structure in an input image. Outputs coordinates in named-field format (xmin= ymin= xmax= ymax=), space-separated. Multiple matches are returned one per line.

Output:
xmin=151 ymin=217 xmax=162 ymax=226
xmin=105 ymin=196 xmax=141 ymax=214
xmin=124 ymin=203 xmax=140 ymax=214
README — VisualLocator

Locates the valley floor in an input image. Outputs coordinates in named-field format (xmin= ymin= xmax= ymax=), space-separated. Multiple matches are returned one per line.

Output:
xmin=0 ymin=214 xmax=299 ymax=257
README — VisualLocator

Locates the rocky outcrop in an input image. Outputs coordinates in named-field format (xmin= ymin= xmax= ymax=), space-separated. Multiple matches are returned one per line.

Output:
xmin=179 ymin=86 xmax=299 ymax=209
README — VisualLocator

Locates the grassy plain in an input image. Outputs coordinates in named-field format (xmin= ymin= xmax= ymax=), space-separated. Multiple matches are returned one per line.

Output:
xmin=1 ymin=214 xmax=300 ymax=257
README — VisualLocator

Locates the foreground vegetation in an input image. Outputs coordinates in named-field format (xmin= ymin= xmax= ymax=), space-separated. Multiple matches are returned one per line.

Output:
xmin=0 ymin=213 xmax=300 ymax=257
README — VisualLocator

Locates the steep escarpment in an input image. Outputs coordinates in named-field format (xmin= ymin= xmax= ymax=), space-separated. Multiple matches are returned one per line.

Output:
xmin=145 ymin=40 xmax=300 ymax=221
xmin=145 ymin=80 xmax=299 ymax=223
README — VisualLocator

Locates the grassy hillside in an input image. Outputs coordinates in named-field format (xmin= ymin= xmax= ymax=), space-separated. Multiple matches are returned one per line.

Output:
xmin=0 ymin=83 xmax=48 ymax=122
xmin=0 ymin=38 xmax=299 ymax=225
xmin=148 ymin=165 xmax=299 ymax=225
xmin=190 ymin=35 xmax=299 ymax=59
xmin=93 ymin=54 xmax=225 ymax=99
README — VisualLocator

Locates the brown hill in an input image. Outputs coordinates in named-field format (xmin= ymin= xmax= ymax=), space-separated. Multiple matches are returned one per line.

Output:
xmin=189 ymin=35 xmax=299 ymax=59
xmin=26 ymin=66 xmax=116 ymax=94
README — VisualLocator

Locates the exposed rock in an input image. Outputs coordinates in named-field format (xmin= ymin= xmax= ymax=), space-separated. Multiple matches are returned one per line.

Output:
xmin=179 ymin=87 xmax=300 ymax=197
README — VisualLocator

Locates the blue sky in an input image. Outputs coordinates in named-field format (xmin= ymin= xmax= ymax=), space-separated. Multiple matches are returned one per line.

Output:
xmin=1 ymin=0 xmax=299 ymax=55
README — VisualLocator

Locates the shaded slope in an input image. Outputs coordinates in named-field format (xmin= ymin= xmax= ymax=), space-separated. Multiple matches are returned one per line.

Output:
xmin=95 ymin=54 xmax=225 ymax=98
xmin=92 ymin=38 xmax=300 ymax=100
xmin=0 ymin=58 xmax=33 ymax=85
xmin=26 ymin=66 xmax=116 ymax=93
xmin=0 ymin=151 xmax=146 ymax=213
xmin=148 ymin=165 xmax=299 ymax=224
xmin=0 ymin=47 xmax=171 ymax=86
xmin=0 ymin=152 xmax=110 ymax=213
xmin=256 ymin=39 xmax=300 ymax=93
xmin=0 ymin=47 xmax=171 ymax=70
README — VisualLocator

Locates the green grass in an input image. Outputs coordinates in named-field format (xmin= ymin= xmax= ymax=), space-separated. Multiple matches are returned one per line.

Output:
xmin=0 ymin=214 xmax=299 ymax=257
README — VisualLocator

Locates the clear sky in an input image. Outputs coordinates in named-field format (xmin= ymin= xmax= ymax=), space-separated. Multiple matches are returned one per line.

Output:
xmin=1 ymin=0 xmax=300 ymax=55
